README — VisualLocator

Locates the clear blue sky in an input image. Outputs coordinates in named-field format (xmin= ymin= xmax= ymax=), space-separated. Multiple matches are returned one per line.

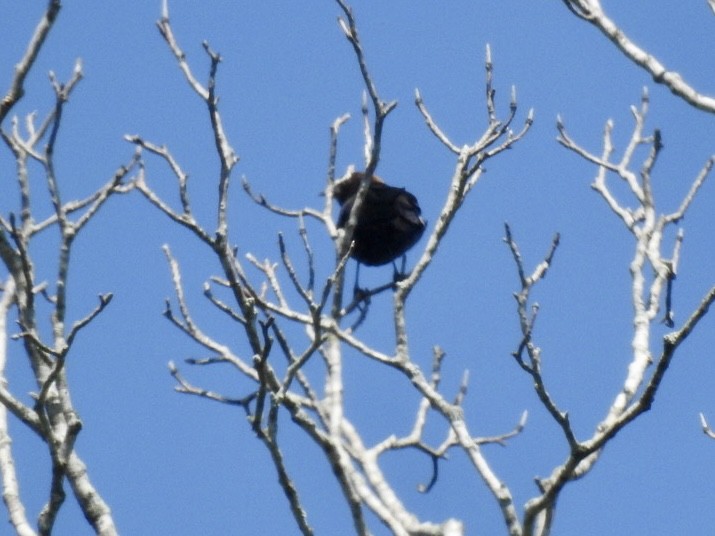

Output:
xmin=2 ymin=1 xmax=715 ymax=534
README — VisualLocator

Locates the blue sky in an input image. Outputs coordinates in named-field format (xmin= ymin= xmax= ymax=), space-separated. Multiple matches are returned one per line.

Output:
xmin=2 ymin=1 xmax=715 ymax=534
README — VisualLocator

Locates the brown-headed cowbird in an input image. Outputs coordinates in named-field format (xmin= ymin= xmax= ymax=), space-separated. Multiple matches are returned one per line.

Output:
xmin=333 ymin=171 xmax=426 ymax=268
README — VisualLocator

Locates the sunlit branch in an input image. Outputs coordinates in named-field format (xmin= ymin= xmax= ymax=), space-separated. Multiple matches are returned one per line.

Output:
xmin=699 ymin=412 xmax=715 ymax=440
xmin=0 ymin=0 xmax=61 ymax=124
xmin=163 ymin=246 xmax=258 ymax=380
xmin=561 ymin=0 xmax=715 ymax=113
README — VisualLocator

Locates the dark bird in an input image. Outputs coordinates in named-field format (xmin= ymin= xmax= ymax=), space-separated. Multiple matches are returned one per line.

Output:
xmin=333 ymin=171 xmax=426 ymax=270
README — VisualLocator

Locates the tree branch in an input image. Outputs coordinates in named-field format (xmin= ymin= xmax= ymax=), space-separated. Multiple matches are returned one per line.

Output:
xmin=561 ymin=0 xmax=715 ymax=113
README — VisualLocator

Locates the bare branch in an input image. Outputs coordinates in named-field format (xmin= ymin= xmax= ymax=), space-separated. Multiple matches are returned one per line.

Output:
xmin=699 ymin=413 xmax=715 ymax=440
xmin=505 ymin=225 xmax=574 ymax=454
xmin=335 ymin=0 xmax=397 ymax=175
xmin=414 ymin=89 xmax=460 ymax=154
xmin=664 ymin=156 xmax=714 ymax=224
xmin=476 ymin=411 xmax=529 ymax=447
xmin=203 ymin=282 xmax=246 ymax=325
xmin=168 ymin=361 xmax=254 ymax=406
xmin=65 ymin=293 xmax=112 ymax=347
xmin=663 ymin=284 xmax=715 ymax=351
xmin=0 ymin=0 xmax=62 ymax=124
xmin=242 ymin=178 xmax=326 ymax=224
xmin=156 ymin=3 xmax=209 ymax=101
xmin=401 ymin=47 xmax=533 ymax=306
xmin=258 ymin=406 xmax=314 ymax=536
xmin=326 ymin=113 xmax=351 ymax=189
xmin=37 ymin=462 xmax=65 ymax=536
xmin=29 ymin=152 xmax=140 ymax=235
xmin=562 ymin=0 xmax=715 ymax=113
xmin=124 ymin=135 xmax=192 ymax=214
xmin=154 ymin=7 xmax=238 ymax=241
xmin=0 ymin=276 xmax=36 ymax=535
xmin=297 ymin=215 xmax=316 ymax=293
xmin=163 ymin=246 xmax=257 ymax=380
xmin=129 ymin=156 xmax=214 ymax=244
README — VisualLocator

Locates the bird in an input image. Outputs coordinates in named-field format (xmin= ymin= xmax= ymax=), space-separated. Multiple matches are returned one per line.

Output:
xmin=333 ymin=171 xmax=426 ymax=276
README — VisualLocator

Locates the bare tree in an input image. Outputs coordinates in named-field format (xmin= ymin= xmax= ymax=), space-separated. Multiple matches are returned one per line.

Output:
xmin=560 ymin=0 xmax=715 ymax=448
xmin=126 ymin=0 xmax=533 ymax=534
xmin=125 ymin=1 xmax=714 ymax=536
xmin=0 ymin=2 xmax=137 ymax=534
xmin=1 ymin=1 xmax=713 ymax=535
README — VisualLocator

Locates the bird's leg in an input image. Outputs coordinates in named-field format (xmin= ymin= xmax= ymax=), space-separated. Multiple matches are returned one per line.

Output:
xmin=353 ymin=263 xmax=369 ymax=301
xmin=392 ymin=255 xmax=408 ymax=283
xmin=353 ymin=262 xmax=362 ymax=296
xmin=352 ymin=263 xmax=371 ymax=314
